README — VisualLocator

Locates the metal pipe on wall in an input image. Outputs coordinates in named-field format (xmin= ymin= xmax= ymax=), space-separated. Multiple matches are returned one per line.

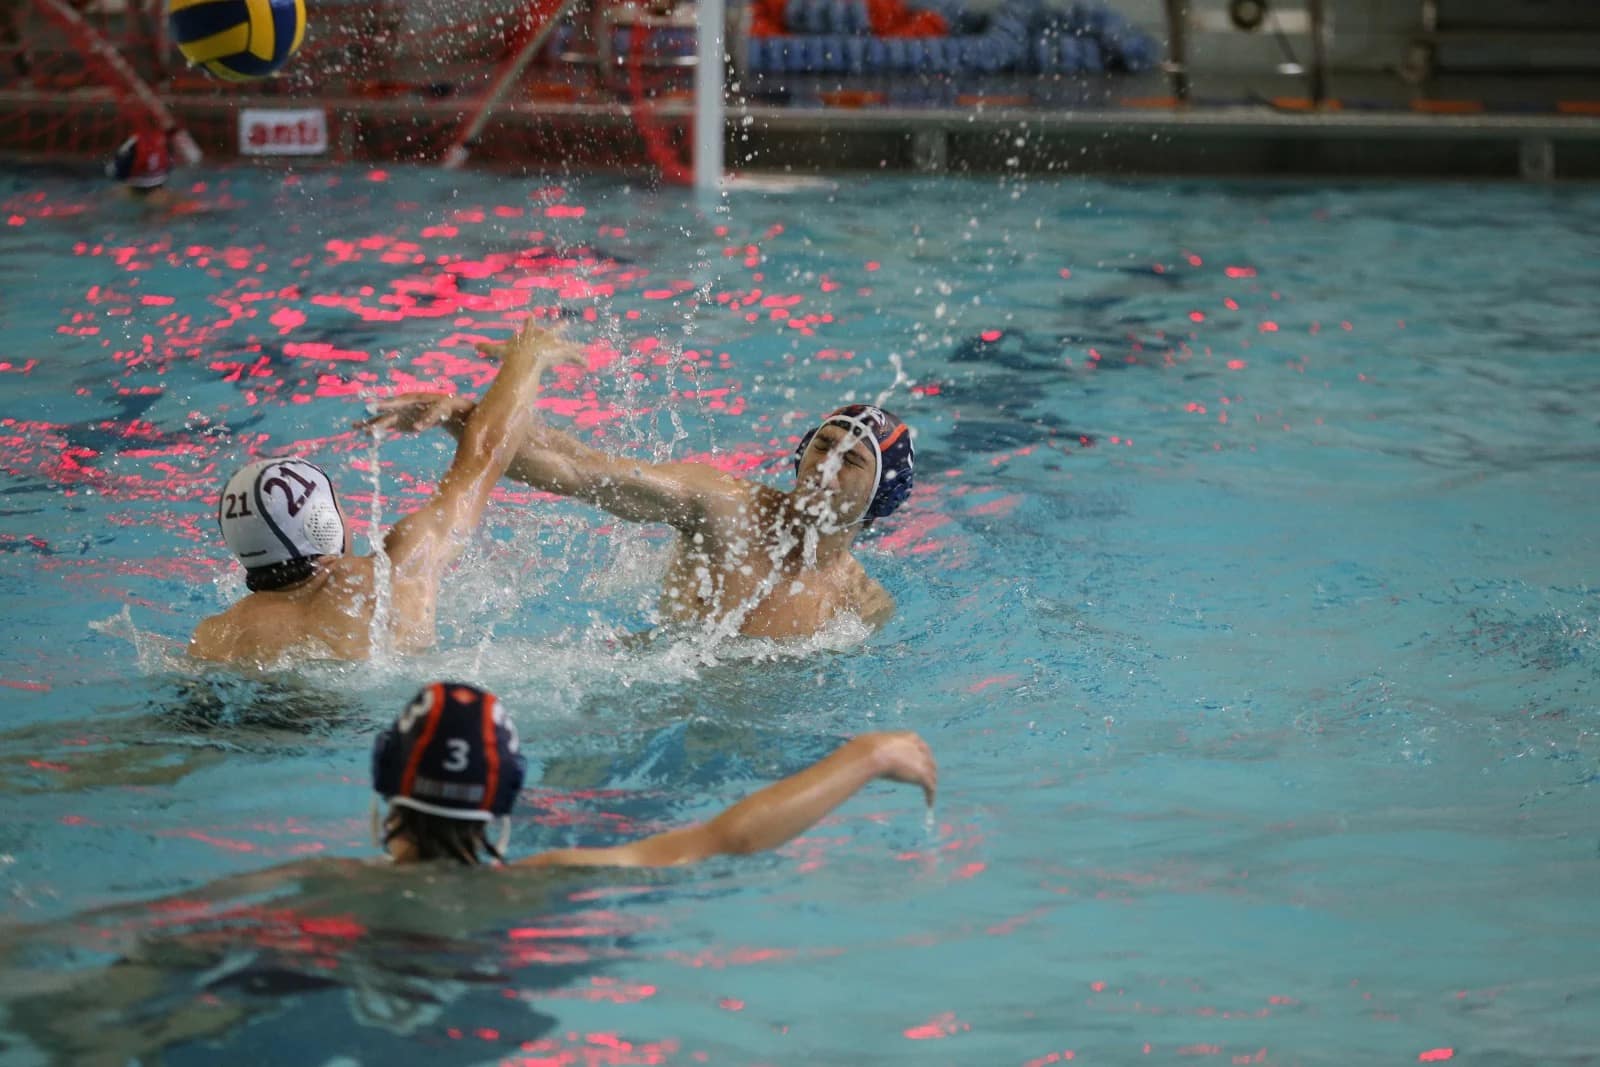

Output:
xmin=695 ymin=0 xmax=726 ymax=189
xmin=1307 ymin=0 xmax=1329 ymax=105
xmin=1161 ymin=0 xmax=1190 ymax=102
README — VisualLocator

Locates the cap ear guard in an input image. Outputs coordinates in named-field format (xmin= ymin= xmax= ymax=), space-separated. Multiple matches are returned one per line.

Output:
xmin=302 ymin=499 xmax=346 ymax=555
xmin=867 ymin=458 xmax=913 ymax=519
xmin=371 ymin=717 xmax=406 ymax=800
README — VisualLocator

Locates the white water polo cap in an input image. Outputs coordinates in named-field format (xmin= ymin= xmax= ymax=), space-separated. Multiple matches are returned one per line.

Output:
xmin=218 ymin=458 xmax=347 ymax=591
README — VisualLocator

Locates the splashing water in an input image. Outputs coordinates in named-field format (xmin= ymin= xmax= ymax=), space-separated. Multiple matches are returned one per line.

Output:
xmin=361 ymin=421 xmax=394 ymax=663
xmin=88 ymin=605 xmax=189 ymax=674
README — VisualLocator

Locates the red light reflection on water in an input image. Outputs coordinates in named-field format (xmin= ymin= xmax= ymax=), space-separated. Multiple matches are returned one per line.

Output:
xmin=519 ymin=977 xmax=658 ymax=1005
xmin=1418 ymin=1051 xmax=1454 ymax=1063
xmin=965 ymin=673 xmax=1019 ymax=694
xmin=1025 ymin=1052 xmax=1076 ymax=1066
xmin=502 ymin=1033 xmax=680 ymax=1067
xmin=903 ymin=1011 xmax=970 ymax=1040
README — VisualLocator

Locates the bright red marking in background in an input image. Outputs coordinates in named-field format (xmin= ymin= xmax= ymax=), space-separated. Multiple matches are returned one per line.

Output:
xmin=1189 ymin=311 xmax=1205 ymax=322
xmin=1226 ymin=359 xmax=1248 ymax=370
xmin=1225 ymin=266 xmax=1256 ymax=278
xmin=980 ymin=329 xmax=1003 ymax=342
xmin=1259 ymin=321 xmax=1278 ymax=333
xmin=27 ymin=759 xmax=69 ymax=772
xmin=367 ymin=169 xmax=389 ymax=182
xmin=0 ymin=679 xmax=49 ymax=692
xmin=903 ymin=1012 xmax=970 ymax=1040
xmin=718 ymin=998 xmax=745 ymax=1011
xmin=1418 ymin=1050 xmax=1454 ymax=1062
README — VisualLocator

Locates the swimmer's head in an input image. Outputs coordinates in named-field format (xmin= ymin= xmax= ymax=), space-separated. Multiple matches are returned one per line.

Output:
xmin=793 ymin=404 xmax=915 ymax=524
xmin=107 ymin=130 xmax=171 ymax=190
xmin=218 ymin=458 xmax=348 ymax=592
xmin=371 ymin=682 xmax=526 ymax=864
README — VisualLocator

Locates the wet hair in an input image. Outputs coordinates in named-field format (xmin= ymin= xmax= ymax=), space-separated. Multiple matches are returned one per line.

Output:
xmin=383 ymin=806 xmax=504 ymax=866
xmin=244 ymin=556 xmax=323 ymax=592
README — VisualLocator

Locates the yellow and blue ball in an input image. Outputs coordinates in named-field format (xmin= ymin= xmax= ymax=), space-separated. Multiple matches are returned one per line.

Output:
xmin=168 ymin=0 xmax=306 ymax=82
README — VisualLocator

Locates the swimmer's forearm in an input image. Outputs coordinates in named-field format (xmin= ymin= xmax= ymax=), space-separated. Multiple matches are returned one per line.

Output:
xmin=503 ymin=421 xmax=594 ymax=491
xmin=384 ymin=329 xmax=548 ymax=565
xmin=699 ymin=735 xmax=897 ymax=855
xmin=516 ymin=741 xmax=884 ymax=869
xmin=455 ymin=341 xmax=542 ymax=465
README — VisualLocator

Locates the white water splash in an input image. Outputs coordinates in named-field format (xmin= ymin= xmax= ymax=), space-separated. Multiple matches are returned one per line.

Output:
xmin=89 ymin=605 xmax=190 ymax=674
xmin=361 ymin=420 xmax=395 ymax=664
xmin=875 ymin=351 xmax=911 ymax=408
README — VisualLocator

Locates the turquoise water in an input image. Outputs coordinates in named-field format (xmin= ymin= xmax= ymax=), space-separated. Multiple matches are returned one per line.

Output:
xmin=0 ymin=165 xmax=1597 ymax=1065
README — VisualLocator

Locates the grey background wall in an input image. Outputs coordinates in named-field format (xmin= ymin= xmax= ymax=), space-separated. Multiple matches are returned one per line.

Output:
xmin=1106 ymin=1 xmax=1428 ymax=76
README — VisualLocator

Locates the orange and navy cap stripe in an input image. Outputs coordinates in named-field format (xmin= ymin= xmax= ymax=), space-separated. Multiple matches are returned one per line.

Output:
xmin=399 ymin=682 xmax=445 ymax=798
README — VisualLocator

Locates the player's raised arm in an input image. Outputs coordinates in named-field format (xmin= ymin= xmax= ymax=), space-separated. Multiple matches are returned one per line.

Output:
xmin=365 ymin=341 xmax=746 ymax=533
xmin=379 ymin=321 xmax=578 ymax=586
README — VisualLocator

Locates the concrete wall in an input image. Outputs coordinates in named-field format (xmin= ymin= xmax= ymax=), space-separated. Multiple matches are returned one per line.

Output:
xmin=1114 ymin=1 xmax=1428 ymax=76
xmin=1106 ymin=1 xmax=1600 ymax=80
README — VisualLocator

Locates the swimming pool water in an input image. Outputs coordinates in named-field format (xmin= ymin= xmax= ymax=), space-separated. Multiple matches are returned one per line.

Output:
xmin=0 ymin=164 xmax=1597 ymax=1066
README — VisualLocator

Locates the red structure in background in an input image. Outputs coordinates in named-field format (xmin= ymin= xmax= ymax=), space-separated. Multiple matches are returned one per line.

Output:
xmin=0 ymin=0 xmax=699 ymax=179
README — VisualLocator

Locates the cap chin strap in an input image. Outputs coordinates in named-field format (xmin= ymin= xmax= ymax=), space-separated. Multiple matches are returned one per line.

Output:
xmin=374 ymin=796 xmax=511 ymax=864
xmin=388 ymin=795 xmax=495 ymax=822
xmin=820 ymin=414 xmax=883 ymax=525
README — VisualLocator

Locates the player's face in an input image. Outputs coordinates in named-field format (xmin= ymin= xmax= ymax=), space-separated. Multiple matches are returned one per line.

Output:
xmin=797 ymin=423 xmax=877 ymax=527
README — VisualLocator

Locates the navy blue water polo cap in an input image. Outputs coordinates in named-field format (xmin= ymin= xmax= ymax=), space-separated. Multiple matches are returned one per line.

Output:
xmin=371 ymin=682 xmax=526 ymax=821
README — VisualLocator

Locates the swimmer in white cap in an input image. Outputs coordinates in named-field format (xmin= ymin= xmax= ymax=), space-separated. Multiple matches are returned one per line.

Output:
xmin=366 ymin=374 xmax=917 ymax=640
xmin=190 ymin=320 xmax=582 ymax=663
